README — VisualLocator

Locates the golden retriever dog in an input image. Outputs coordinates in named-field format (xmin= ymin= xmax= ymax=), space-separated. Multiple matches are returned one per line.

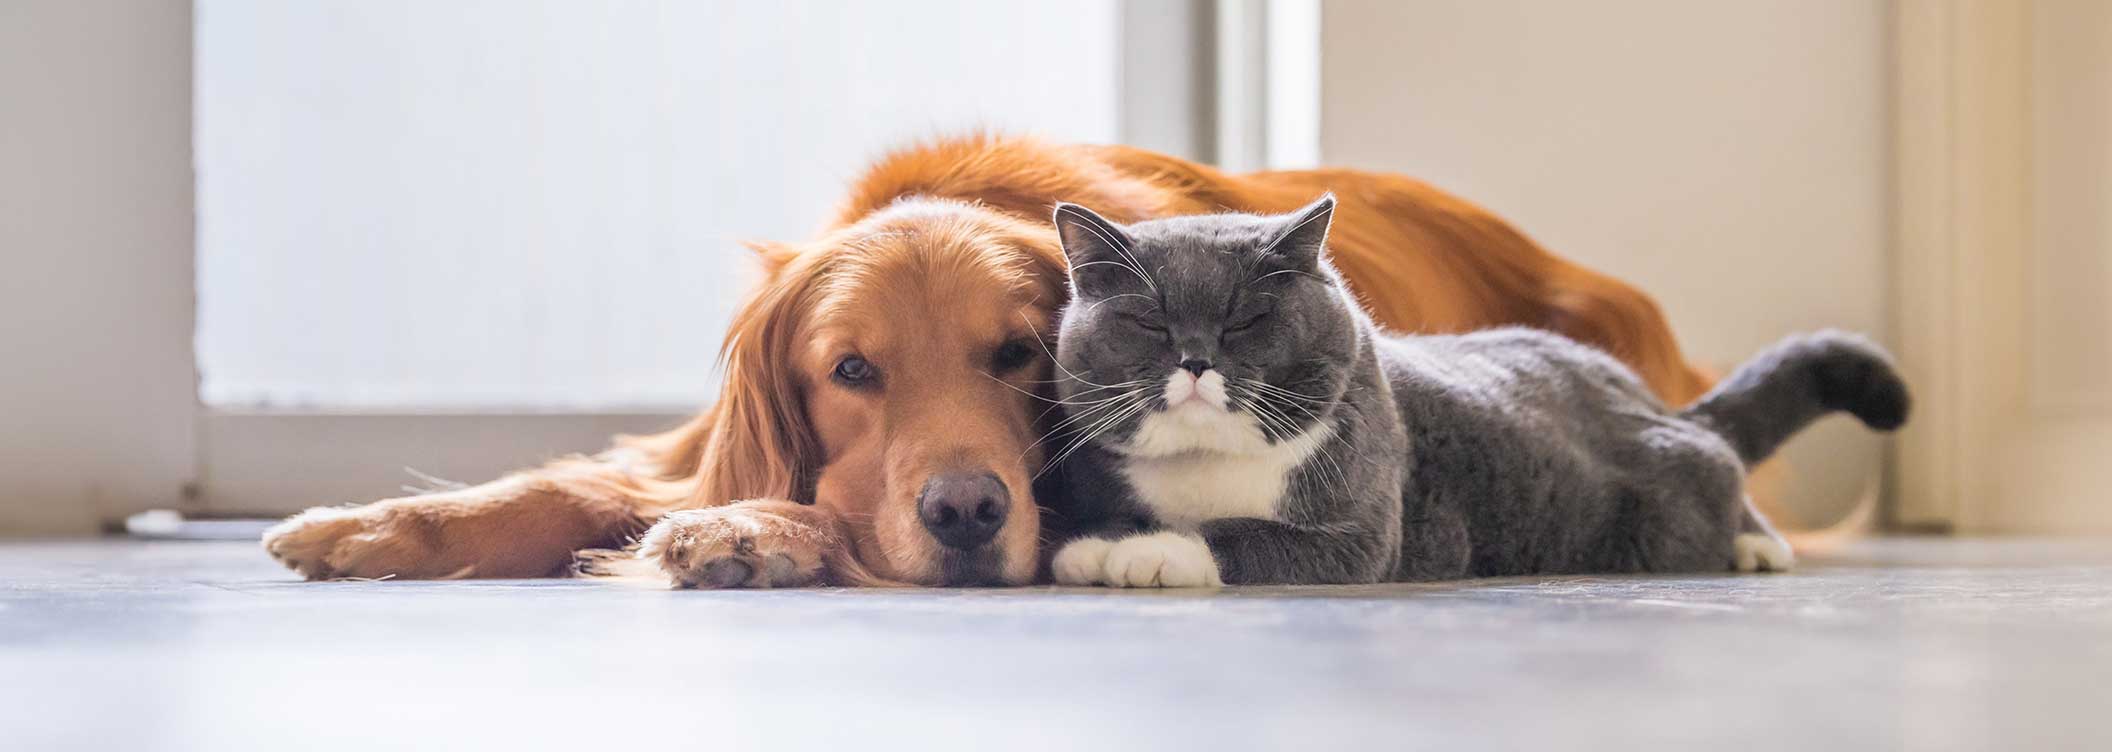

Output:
xmin=264 ymin=135 xmax=1723 ymax=587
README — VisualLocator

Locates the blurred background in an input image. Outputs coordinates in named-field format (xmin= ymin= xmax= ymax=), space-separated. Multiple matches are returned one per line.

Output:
xmin=3 ymin=0 xmax=2106 ymax=538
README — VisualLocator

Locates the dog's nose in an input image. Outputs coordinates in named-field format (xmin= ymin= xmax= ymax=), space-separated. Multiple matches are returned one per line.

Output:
xmin=918 ymin=473 xmax=1009 ymax=550
xmin=1179 ymin=358 xmax=1213 ymax=376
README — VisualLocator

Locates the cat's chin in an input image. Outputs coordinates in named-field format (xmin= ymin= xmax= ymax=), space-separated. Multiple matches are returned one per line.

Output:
xmin=1162 ymin=398 xmax=1225 ymax=415
xmin=1120 ymin=402 xmax=1275 ymax=457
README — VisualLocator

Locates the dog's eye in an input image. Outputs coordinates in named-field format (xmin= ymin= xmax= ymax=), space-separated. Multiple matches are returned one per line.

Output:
xmin=832 ymin=356 xmax=878 ymax=387
xmin=992 ymin=340 xmax=1036 ymax=373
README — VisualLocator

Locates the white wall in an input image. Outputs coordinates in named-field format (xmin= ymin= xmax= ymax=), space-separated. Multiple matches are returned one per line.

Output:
xmin=0 ymin=1 xmax=197 ymax=534
xmin=195 ymin=0 xmax=1120 ymax=411
xmin=1321 ymin=0 xmax=1890 ymax=526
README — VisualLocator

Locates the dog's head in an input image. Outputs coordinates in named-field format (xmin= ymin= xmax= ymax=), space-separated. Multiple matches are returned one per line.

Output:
xmin=698 ymin=200 xmax=1067 ymax=585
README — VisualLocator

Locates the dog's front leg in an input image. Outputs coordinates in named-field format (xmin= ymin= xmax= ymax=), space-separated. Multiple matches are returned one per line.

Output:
xmin=614 ymin=500 xmax=879 ymax=588
xmin=264 ymin=458 xmax=659 ymax=580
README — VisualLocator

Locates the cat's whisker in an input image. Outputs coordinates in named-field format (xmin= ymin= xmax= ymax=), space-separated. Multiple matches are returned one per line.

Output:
xmin=1017 ymin=312 xmax=1131 ymax=390
xmin=1242 ymin=383 xmax=1327 ymax=425
xmin=1041 ymin=399 xmax=1146 ymax=478
xmin=1239 ymin=393 xmax=1296 ymax=442
xmin=1037 ymin=394 xmax=1154 ymax=480
xmin=1233 ymin=386 xmax=1350 ymax=500
xmin=1031 ymin=382 xmax=1150 ymax=427
xmin=1043 ymin=388 xmax=1149 ymax=433
xmin=1084 ymin=293 xmax=1158 ymax=315
xmin=1029 ymin=383 xmax=1148 ymax=425
xmin=1240 ymin=378 xmax=1330 ymax=404
xmin=1246 ymin=267 xmax=1323 ymax=287
xmin=984 ymin=373 xmax=1147 ymax=407
xmin=1020 ymin=388 xmax=1151 ymax=466
xmin=1062 ymin=217 xmax=1159 ymax=294
xmin=1068 ymin=259 xmax=1159 ymax=292
xmin=1243 ymin=379 xmax=1324 ymax=399
xmin=1048 ymin=395 xmax=1149 ymax=454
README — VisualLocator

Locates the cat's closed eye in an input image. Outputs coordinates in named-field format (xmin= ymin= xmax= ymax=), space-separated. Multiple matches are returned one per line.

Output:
xmin=1225 ymin=307 xmax=1273 ymax=334
xmin=1126 ymin=314 xmax=1167 ymax=334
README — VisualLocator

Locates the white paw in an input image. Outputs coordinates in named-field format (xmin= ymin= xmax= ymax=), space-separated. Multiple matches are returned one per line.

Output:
xmin=1101 ymin=532 xmax=1222 ymax=588
xmin=1052 ymin=537 xmax=1115 ymax=585
xmin=1735 ymin=532 xmax=1795 ymax=573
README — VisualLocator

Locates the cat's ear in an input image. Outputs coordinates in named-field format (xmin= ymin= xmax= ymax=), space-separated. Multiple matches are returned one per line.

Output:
xmin=1052 ymin=202 xmax=1137 ymax=287
xmin=1262 ymin=193 xmax=1337 ymax=271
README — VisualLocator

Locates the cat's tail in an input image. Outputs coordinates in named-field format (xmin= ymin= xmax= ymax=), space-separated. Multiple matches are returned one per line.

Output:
xmin=1679 ymin=331 xmax=1910 ymax=466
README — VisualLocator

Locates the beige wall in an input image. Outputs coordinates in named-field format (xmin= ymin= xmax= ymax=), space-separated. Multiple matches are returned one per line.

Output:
xmin=0 ymin=1 xmax=196 ymax=534
xmin=1320 ymin=0 xmax=1891 ymax=526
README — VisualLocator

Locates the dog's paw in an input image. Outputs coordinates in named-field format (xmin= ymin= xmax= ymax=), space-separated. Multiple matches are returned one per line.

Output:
xmin=637 ymin=507 xmax=831 ymax=589
xmin=1052 ymin=537 xmax=1115 ymax=585
xmin=1099 ymin=532 xmax=1222 ymax=588
xmin=1734 ymin=532 xmax=1795 ymax=573
xmin=262 ymin=505 xmax=448 ymax=581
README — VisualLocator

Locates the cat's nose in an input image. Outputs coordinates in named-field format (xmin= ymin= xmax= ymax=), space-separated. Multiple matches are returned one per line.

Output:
xmin=1179 ymin=358 xmax=1213 ymax=376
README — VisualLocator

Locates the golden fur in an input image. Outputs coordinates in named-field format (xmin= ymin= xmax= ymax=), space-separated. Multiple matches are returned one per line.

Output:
xmin=266 ymin=135 xmax=1751 ymax=587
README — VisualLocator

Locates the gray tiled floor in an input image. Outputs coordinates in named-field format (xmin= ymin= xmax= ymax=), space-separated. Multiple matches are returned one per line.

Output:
xmin=3 ymin=537 xmax=2109 ymax=751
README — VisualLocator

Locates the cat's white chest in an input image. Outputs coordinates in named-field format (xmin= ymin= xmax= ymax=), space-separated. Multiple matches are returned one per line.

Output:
xmin=1118 ymin=402 xmax=1335 ymax=532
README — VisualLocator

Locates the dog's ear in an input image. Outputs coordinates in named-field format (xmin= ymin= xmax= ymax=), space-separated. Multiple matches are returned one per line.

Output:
xmin=691 ymin=253 xmax=826 ymax=505
xmin=1051 ymin=202 xmax=1141 ymax=293
xmin=742 ymin=240 xmax=802 ymax=276
xmin=1259 ymin=193 xmax=1337 ymax=273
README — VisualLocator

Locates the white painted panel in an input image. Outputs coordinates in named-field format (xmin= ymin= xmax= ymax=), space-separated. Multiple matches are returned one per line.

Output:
xmin=1990 ymin=0 xmax=2112 ymax=535
xmin=1320 ymin=0 xmax=1889 ymax=526
xmin=0 ymin=1 xmax=196 ymax=534
xmin=1264 ymin=0 xmax=1321 ymax=169
xmin=2029 ymin=0 xmax=2112 ymax=414
xmin=199 ymin=412 xmax=685 ymax=515
xmin=196 ymin=0 xmax=1119 ymax=411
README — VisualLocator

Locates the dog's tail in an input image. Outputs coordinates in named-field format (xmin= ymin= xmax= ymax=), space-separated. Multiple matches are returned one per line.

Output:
xmin=1680 ymin=331 xmax=1910 ymax=467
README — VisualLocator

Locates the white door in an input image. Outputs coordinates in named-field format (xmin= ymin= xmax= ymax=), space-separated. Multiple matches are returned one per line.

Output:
xmin=1894 ymin=0 xmax=2112 ymax=534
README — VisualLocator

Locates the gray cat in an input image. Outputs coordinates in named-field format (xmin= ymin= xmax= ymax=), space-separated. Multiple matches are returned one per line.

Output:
xmin=1043 ymin=195 xmax=1908 ymax=587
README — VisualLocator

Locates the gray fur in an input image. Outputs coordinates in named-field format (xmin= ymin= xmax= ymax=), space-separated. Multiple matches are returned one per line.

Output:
xmin=1047 ymin=196 xmax=1910 ymax=585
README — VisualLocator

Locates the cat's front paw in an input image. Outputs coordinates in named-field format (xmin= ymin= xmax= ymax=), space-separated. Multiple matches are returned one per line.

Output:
xmin=1101 ymin=532 xmax=1222 ymax=588
xmin=1052 ymin=537 xmax=1115 ymax=585
xmin=1734 ymin=532 xmax=1795 ymax=573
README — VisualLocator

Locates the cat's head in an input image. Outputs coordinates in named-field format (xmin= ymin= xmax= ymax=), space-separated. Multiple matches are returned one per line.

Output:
xmin=1049 ymin=195 xmax=1362 ymax=458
